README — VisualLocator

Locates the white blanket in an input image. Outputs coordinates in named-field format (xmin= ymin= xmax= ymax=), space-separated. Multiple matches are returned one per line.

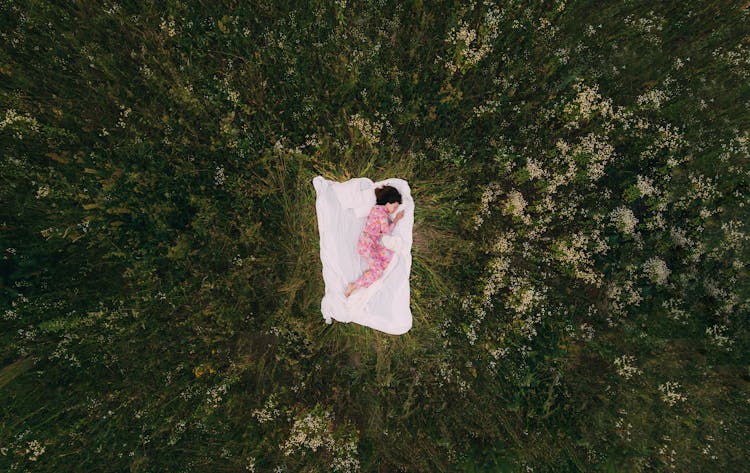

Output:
xmin=312 ymin=175 xmax=413 ymax=335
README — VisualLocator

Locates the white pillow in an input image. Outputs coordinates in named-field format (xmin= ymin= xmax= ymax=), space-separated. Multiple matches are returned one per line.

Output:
xmin=381 ymin=234 xmax=403 ymax=252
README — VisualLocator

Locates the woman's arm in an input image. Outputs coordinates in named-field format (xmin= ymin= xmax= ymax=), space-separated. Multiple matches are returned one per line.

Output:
xmin=380 ymin=212 xmax=396 ymax=234
xmin=381 ymin=210 xmax=404 ymax=234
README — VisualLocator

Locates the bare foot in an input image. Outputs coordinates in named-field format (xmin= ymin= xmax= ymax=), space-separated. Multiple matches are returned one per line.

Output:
xmin=345 ymin=282 xmax=357 ymax=297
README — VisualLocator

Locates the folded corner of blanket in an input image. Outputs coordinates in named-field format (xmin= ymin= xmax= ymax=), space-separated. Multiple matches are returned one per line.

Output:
xmin=312 ymin=175 xmax=325 ymax=191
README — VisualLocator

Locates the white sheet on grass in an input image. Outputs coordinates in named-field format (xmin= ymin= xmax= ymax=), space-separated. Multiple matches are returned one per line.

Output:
xmin=312 ymin=175 xmax=413 ymax=335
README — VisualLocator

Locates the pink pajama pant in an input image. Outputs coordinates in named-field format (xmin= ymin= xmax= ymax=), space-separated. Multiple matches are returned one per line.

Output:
xmin=353 ymin=234 xmax=394 ymax=288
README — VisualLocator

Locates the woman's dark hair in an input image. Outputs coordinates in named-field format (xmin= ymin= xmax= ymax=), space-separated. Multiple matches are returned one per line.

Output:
xmin=375 ymin=185 xmax=402 ymax=205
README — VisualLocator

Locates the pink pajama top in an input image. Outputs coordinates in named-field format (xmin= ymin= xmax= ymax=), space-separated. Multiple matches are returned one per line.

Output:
xmin=357 ymin=205 xmax=396 ymax=253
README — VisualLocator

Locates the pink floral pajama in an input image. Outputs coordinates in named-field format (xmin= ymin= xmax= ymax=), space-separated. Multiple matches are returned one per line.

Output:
xmin=353 ymin=205 xmax=396 ymax=288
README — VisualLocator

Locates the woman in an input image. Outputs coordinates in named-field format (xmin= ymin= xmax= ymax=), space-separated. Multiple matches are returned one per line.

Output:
xmin=345 ymin=185 xmax=405 ymax=297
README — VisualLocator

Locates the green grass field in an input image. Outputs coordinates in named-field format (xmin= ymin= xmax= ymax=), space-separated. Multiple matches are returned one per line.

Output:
xmin=2 ymin=1 xmax=749 ymax=471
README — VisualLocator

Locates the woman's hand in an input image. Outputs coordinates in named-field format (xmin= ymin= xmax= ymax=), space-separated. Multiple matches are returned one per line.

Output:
xmin=392 ymin=210 xmax=404 ymax=223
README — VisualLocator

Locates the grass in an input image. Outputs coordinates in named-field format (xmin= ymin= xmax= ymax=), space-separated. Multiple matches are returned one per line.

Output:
xmin=1 ymin=0 xmax=749 ymax=471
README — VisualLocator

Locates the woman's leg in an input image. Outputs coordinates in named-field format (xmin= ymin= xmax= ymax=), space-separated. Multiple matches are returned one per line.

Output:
xmin=353 ymin=245 xmax=390 ymax=288
xmin=347 ymin=239 xmax=374 ymax=296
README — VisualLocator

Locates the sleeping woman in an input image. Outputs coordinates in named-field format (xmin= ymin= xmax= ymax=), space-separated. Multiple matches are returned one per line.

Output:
xmin=345 ymin=185 xmax=405 ymax=298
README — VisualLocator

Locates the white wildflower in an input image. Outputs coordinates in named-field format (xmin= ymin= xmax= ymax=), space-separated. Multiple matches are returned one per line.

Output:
xmin=443 ymin=9 xmax=500 ymax=74
xmin=721 ymin=220 xmax=748 ymax=251
xmin=281 ymin=408 xmax=360 ymax=471
xmin=579 ymin=322 xmax=595 ymax=341
xmin=576 ymin=133 xmax=614 ymax=181
xmin=504 ymin=190 xmax=527 ymax=219
xmin=637 ymin=88 xmax=669 ymax=109
xmin=658 ymin=381 xmax=687 ymax=406
xmin=214 ymin=166 xmax=226 ymax=186
xmin=614 ymin=355 xmax=643 ymax=379
xmin=24 ymin=439 xmax=45 ymax=461
xmin=36 ymin=185 xmax=50 ymax=198
xmin=706 ymin=324 xmax=733 ymax=349
xmin=347 ymin=113 xmax=383 ymax=145
xmin=642 ymin=257 xmax=670 ymax=285
xmin=474 ymin=182 xmax=503 ymax=229
xmin=563 ymin=81 xmax=615 ymax=123
xmin=553 ymin=232 xmax=604 ymax=286
xmin=206 ymin=383 xmax=228 ymax=408
xmin=482 ymin=256 xmax=509 ymax=306
xmin=0 ymin=109 xmax=41 ymax=138
xmin=252 ymin=394 xmax=281 ymax=424
xmin=160 ymin=16 xmax=177 ymax=37
xmin=282 ymin=411 xmax=334 ymax=455
xmin=662 ymin=298 xmax=689 ymax=324
xmin=636 ymin=175 xmax=657 ymax=197
xmin=525 ymin=158 xmax=545 ymax=179
xmin=610 ymin=206 xmax=638 ymax=236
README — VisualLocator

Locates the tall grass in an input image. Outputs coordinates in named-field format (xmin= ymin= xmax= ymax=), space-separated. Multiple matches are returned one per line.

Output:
xmin=1 ymin=0 xmax=748 ymax=471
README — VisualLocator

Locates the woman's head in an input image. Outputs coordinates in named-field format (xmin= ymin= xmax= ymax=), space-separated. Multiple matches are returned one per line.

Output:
xmin=375 ymin=185 xmax=402 ymax=213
